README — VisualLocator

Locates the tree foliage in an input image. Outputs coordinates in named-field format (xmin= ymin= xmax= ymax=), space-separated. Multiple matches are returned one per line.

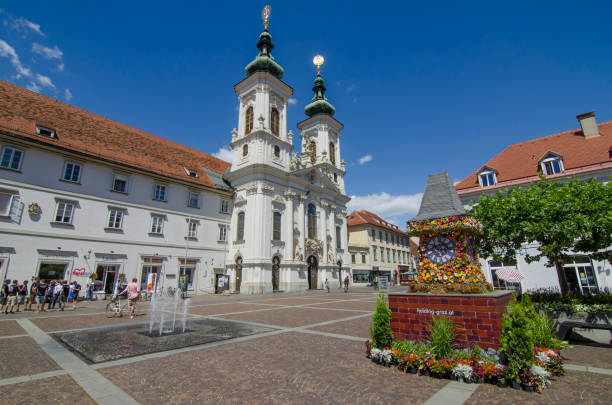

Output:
xmin=369 ymin=292 xmax=393 ymax=349
xmin=468 ymin=177 xmax=612 ymax=293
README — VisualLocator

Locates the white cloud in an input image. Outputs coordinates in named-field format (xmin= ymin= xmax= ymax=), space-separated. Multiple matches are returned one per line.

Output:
xmin=358 ymin=154 xmax=373 ymax=165
xmin=0 ymin=39 xmax=31 ymax=78
xmin=288 ymin=97 xmax=298 ymax=105
xmin=348 ymin=192 xmax=423 ymax=220
xmin=32 ymin=43 xmax=63 ymax=59
xmin=212 ymin=146 xmax=232 ymax=162
xmin=346 ymin=83 xmax=357 ymax=93
xmin=57 ymin=63 xmax=64 ymax=71
xmin=15 ymin=17 xmax=43 ymax=35
xmin=64 ymin=88 xmax=72 ymax=101
xmin=36 ymin=73 xmax=55 ymax=89
xmin=26 ymin=81 xmax=40 ymax=92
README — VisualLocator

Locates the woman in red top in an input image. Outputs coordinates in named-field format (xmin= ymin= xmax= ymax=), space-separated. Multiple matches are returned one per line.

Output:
xmin=120 ymin=278 xmax=140 ymax=319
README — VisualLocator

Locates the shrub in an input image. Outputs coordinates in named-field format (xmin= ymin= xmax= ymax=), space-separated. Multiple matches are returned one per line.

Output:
xmin=369 ymin=292 xmax=393 ymax=349
xmin=470 ymin=345 xmax=483 ymax=362
xmin=392 ymin=340 xmax=430 ymax=357
xmin=500 ymin=298 xmax=535 ymax=382
xmin=429 ymin=316 xmax=455 ymax=359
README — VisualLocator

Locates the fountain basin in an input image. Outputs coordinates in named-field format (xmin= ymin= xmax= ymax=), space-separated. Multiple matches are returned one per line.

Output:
xmin=53 ymin=318 xmax=277 ymax=363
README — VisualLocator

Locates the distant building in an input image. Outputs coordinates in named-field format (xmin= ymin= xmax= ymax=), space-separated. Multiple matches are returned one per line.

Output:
xmin=347 ymin=210 xmax=418 ymax=286
xmin=455 ymin=112 xmax=612 ymax=293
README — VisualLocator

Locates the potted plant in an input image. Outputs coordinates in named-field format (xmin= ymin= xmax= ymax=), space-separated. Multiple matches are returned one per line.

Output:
xmin=400 ymin=354 xmax=420 ymax=374
xmin=451 ymin=361 xmax=473 ymax=383
xmin=519 ymin=371 xmax=540 ymax=393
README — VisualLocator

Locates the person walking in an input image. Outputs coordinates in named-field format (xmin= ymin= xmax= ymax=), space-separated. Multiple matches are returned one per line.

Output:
xmin=50 ymin=281 xmax=63 ymax=310
xmin=59 ymin=280 xmax=69 ymax=311
xmin=324 ymin=278 xmax=330 ymax=293
xmin=343 ymin=275 xmax=349 ymax=293
xmin=27 ymin=278 xmax=38 ymax=312
xmin=35 ymin=279 xmax=48 ymax=313
xmin=120 ymin=278 xmax=140 ymax=319
xmin=1 ymin=280 xmax=9 ymax=314
xmin=16 ymin=280 xmax=28 ymax=312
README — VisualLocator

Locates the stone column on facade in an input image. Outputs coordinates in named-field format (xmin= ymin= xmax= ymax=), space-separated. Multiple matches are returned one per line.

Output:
xmin=329 ymin=204 xmax=337 ymax=264
xmin=284 ymin=191 xmax=296 ymax=261
xmin=298 ymin=194 xmax=306 ymax=261
xmin=320 ymin=201 xmax=329 ymax=264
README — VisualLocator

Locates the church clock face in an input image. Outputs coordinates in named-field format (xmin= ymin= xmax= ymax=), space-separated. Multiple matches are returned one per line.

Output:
xmin=425 ymin=236 xmax=456 ymax=264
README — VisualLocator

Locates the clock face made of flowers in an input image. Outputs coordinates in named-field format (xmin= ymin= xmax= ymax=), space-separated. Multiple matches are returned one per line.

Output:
xmin=425 ymin=235 xmax=456 ymax=264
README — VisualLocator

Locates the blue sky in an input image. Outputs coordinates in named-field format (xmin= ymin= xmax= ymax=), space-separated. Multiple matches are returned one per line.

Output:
xmin=1 ymin=1 xmax=611 ymax=227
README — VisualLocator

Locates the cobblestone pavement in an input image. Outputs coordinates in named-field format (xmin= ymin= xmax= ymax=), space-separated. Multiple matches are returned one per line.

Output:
xmin=0 ymin=289 xmax=611 ymax=404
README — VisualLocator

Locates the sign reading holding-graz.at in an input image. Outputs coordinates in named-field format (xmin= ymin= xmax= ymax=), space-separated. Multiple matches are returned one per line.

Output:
xmin=378 ymin=276 xmax=389 ymax=292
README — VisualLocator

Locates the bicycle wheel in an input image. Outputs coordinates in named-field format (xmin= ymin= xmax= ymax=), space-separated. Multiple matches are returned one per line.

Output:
xmin=120 ymin=303 xmax=129 ymax=317
xmin=105 ymin=302 xmax=116 ymax=318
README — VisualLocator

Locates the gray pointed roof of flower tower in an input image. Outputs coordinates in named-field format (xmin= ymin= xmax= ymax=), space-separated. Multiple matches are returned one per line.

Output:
xmin=411 ymin=172 xmax=466 ymax=221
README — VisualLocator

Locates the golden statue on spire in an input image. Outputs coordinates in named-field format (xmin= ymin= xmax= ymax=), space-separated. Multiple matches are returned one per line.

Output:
xmin=313 ymin=55 xmax=324 ymax=74
xmin=262 ymin=5 xmax=271 ymax=29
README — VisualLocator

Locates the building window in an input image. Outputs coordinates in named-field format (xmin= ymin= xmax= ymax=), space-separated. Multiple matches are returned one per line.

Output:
xmin=392 ymin=250 xmax=396 ymax=263
xmin=236 ymin=212 xmax=245 ymax=241
xmin=378 ymin=231 xmax=382 ymax=242
xmin=112 ymin=175 xmax=128 ymax=193
xmin=385 ymin=233 xmax=388 ymax=243
xmin=271 ymin=107 xmax=279 ymax=136
xmin=0 ymin=146 xmax=23 ymax=170
xmin=541 ymin=156 xmax=564 ymax=176
xmin=307 ymin=204 xmax=317 ymax=239
xmin=387 ymin=248 xmax=390 ymax=262
xmin=371 ymin=229 xmax=376 ymax=240
xmin=242 ymin=144 xmax=248 ymax=157
xmin=54 ymin=201 xmax=74 ymax=224
xmin=153 ymin=184 xmax=167 ymax=201
xmin=62 ymin=162 xmax=81 ymax=183
xmin=220 ymin=199 xmax=230 ymax=213
xmin=351 ymin=253 xmax=356 ymax=264
xmin=187 ymin=192 xmax=200 ymax=208
xmin=150 ymin=216 xmax=164 ymax=234
xmin=361 ymin=253 xmax=366 ymax=264
xmin=563 ymin=256 xmax=598 ymax=294
xmin=381 ymin=248 xmax=385 ymax=262
xmin=272 ymin=211 xmax=281 ymax=241
xmin=336 ymin=226 xmax=341 ymax=249
xmin=107 ymin=208 xmax=124 ymax=229
xmin=36 ymin=126 xmax=56 ymax=138
xmin=479 ymin=171 xmax=496 ymax=187
xmin=373 ymin=247 xmax=377 ymax=261
xmin=274 ymin=145 xmax=280 ymax=158
xmin=329 ymin=142 xmax=336 ymax=165
xmin=0 ymin=192 xmax=16 ymax=216
xmin=245 ymin=106 xmax=254 ymax=134
xmin=187 ymin=220 xmax=198 ymax=239
xmin=218 ymin=224 xmax=227 ymax=241
xmin=308 ymin=141 xmax=317 ymax=164
xmin=333 ymin=173 xmax=337 ymax=183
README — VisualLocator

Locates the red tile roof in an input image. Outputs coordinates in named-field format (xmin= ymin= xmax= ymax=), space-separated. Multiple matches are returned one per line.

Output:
xmin=347 ymin=210 xmax=407 ymax=235
xmin=0 ymin=80 xmax=231 ymax=189
xmin=455 ymin=119 xmax=612 ymax=193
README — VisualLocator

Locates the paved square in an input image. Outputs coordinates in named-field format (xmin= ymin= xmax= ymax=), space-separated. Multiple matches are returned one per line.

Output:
xmin=1 ymin=289 xmax=611 ymax=404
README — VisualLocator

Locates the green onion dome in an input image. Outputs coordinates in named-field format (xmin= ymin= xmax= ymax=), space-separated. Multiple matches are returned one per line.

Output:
xmin=245 ymin=29 xmax=284 ymax=80
xmin=304 ymin=74 xmax=335 ymax=117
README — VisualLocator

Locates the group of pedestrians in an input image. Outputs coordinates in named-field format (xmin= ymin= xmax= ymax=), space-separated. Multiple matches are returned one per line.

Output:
xmin=0 ymin=278 xmax=82 ymax=314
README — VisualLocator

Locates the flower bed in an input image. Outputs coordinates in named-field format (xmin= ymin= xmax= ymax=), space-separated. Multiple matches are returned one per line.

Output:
xmin=365 ymin=342 xmax=565 ymax=393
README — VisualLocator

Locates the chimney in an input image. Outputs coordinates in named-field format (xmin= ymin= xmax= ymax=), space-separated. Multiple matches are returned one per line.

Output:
xmin=576 ymin=111 xmax=599 ymax=137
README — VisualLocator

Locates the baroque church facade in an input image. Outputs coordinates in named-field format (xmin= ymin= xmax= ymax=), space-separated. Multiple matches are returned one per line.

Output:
xmin=224 ymin=17 xmax=350 ymax=294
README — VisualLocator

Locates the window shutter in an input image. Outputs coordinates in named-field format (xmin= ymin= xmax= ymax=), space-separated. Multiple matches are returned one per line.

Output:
xmin=9 ymin=195 xmax=23 ymax=223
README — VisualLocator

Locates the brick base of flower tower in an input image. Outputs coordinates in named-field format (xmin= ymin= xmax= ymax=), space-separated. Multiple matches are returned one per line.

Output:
xmin=389 ymin=291 xmax=513 ymax=349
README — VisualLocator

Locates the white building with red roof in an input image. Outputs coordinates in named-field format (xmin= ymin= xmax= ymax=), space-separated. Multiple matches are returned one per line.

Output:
xmin=455 ymin=112 xmax=612 ymax=293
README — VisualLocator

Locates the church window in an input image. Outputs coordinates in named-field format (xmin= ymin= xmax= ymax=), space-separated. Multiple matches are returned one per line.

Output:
xmin=242 ymin=144 xmax=248 ymax=157
xmin=271 ymin=107 xmax=279 ymax=136
xmin=333 ymin=173 xmax=337 ymax=182
xmin=307 ymin=203 xmax=317 ymax=239
xmin=245 ymin=106 xmax=254 ymax=134
xmin=274 ymin=145 xmax=280 ymax=158
xmin=336 ymin=226 xmax=341 ymax=249
xmin=329 ymin=142 xmax=336 ymax=165
xmin=237 ymin=212 xmax=245 ymax=241
xmin=308 ymin=141 xmax=316 ymax=164
xmin=272 ymin=211 xmax=281 ymax=241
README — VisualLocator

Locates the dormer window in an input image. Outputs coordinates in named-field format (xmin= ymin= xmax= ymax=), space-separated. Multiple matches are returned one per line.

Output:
xmin=36 ymin=126 xmax=55 ymax=138
xmin=478 ymin=169 xmax=497 ymax=188
xmin=184 ymin=167 xmax=198 ymax=178
xmin=540 ymin=153 xmax=564 ymax=176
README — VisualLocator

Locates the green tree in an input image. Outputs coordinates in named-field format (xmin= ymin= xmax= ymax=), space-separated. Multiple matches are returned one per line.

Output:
xmin=469 ymin=178 xmax=612 ymax=294
xmin=369 ymin=292 xmax=393 ymax=349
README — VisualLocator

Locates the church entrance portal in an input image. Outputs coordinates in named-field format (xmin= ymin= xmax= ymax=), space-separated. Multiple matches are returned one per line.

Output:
xmin=272 ymin=256 xmax=280 ymax=291
xmin=307 ymin=256 xmax=318 ymax=290
xmin=235 ymin=257 xmax=242 ymax=293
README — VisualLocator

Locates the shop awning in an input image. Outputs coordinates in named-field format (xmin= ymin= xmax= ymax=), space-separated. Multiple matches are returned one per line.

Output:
xmin=495 ymin=267 xmax=524 ymax=283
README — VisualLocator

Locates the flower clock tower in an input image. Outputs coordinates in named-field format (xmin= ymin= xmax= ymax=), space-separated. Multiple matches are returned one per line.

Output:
xmin=406 ymin=172 xmax=492 ymax=294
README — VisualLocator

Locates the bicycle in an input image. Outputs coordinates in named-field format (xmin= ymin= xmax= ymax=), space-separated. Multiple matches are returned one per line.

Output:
xmin=105 ymin=295 xmax=128 ymax=318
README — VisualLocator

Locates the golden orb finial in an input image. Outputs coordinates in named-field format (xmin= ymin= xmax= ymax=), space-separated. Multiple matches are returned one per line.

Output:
xmin=313 ymin=54 xmax=324 ymax=73
xmin=261 ymin=5 xmax=271 ymax=29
